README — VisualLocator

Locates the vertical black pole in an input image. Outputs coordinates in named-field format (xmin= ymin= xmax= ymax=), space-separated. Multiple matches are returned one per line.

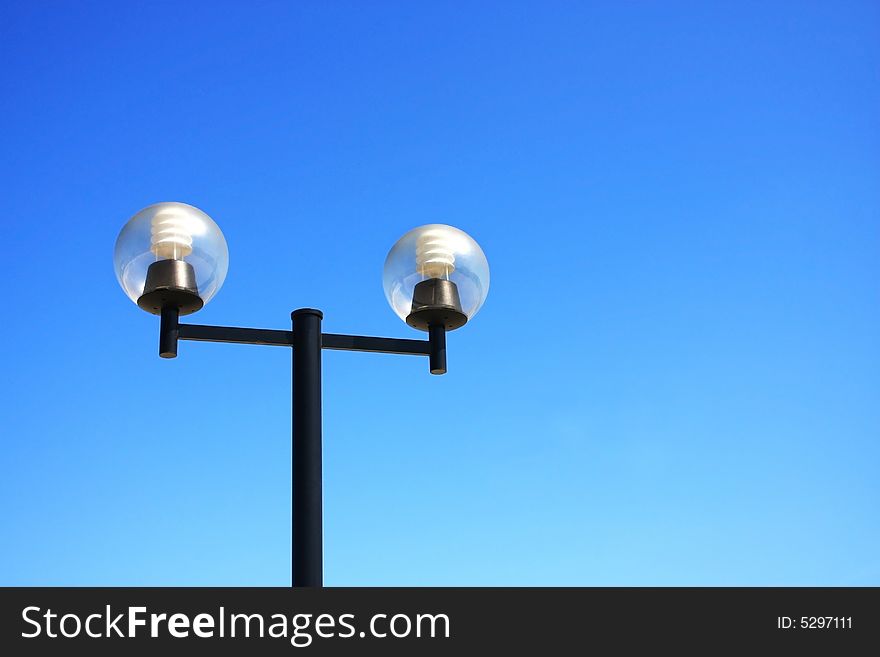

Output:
xmin=159 ymin=305 xmax=179 ymax=359
xmin=291 ymin=308 xmax=323 ymax=587
xmin=428 ymin=323 xmax=447 ymax=375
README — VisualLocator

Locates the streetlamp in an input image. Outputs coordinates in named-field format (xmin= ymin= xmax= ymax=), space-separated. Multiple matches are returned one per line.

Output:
xmin=113 ymin=201 xmax=490 ymax=587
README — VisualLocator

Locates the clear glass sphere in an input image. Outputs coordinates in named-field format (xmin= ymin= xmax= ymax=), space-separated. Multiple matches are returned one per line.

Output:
xmin=383 ymin=224 xmax=490 ymax=326
xmin=114 ymin=202 xmax=229 ymax=310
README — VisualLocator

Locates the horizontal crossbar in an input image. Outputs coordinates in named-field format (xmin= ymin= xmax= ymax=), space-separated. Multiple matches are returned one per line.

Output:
xmin=177 ymin=324 xmax=431 ymax=356
xmin=321 ymin=333 xmax=431 ymax=356
xmin=178 ymin=324 xmax=292 ymax=346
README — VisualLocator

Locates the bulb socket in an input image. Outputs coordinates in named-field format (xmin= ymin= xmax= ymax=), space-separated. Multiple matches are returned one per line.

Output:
xmin=137 ymin=259 xmax=204 ymax=316
xmin=406 ymin=278 xmax=468 ymax=331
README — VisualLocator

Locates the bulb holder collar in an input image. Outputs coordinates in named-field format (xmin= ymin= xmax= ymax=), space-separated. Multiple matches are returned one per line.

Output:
xmin=137 ymin=259 xmax=204 ymax=316
xmin=406 ymin=278 xmax=468 ymax=331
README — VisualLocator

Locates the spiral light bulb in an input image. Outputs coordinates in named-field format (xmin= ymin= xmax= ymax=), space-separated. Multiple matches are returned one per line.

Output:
xmin=416 ymin=229 xmax=455 ymax=279
xmin=150 ymin=208 xmax=194 ymax=260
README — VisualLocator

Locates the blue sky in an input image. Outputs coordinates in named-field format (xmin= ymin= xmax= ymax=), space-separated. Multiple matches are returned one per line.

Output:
xmin=1 ymin=1 xmax=878 ymax=585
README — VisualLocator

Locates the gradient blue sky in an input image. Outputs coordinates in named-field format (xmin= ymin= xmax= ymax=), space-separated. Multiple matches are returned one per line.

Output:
xmin=1 ymin=1 xmax=878 ymax=586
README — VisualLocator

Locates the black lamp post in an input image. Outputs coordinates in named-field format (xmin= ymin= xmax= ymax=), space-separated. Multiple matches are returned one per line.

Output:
xmin=114 ymin=202 xmax=490 ymax=587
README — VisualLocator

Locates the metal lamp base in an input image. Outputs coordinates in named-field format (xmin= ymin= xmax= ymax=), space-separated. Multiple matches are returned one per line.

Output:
xmin=406 ymin=278 xmax=468 ymax=331
xmin=137 ymin=259 xmax=204 ymax=316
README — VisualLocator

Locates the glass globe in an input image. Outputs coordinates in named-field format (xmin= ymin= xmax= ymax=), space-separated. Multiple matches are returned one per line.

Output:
xmin=114 ymin=202 xmax=229 ymax=314
xmin=383 ymin=224 xmax=490 ymax=330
